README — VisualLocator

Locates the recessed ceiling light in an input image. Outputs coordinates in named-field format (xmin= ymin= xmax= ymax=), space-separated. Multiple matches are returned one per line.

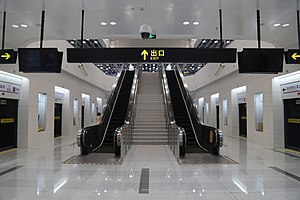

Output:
xmin=110 ymin=21 xmax=117 ymax=25
xmin=12 ymin=24 xmax=19 ymax=28
xmin=273 ymin=23 xmax=281 ymax=27
xmin=282 ymin=23 xmax=290 ymax=27
xmin=100 ymin=22 xmax=107 ymax=26
xmin=183 ymin=21 xmax=190 ymax=25
xmin=20 ymin=24 xmax=28 ymax=28
xmin=193 ymin=22 xmax=200 ymax=25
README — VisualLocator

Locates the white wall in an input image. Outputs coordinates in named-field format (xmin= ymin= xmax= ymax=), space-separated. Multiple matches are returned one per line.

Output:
xmin=28 ymin=40 xmax=117 ymax=92
xmin=0 ymin=40 xmax=118 ymax=148
xmin=192 ymin=71 xmax=278 ymax=148
xmin=187 ymin=40 xmax=300 ymax=149
xmin=185 ymin=40 xmax=275 ymax=91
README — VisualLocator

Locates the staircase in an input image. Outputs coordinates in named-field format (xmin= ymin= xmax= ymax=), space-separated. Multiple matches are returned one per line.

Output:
xmin=133 ymin=72 xmax=168 ymax=145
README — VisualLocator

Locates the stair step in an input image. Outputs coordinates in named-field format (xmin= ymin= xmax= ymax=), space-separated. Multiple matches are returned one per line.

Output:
xmin=133 ymin=72 xmax=168 ymax=145
xmin=132 ymin=142 xmax=168 ymax=145
xmin=134 ymin=130 xmax=167 ymax=132
xmin=132 ymin=136 xmax=168 ymax=139
xmin=133 ymin=133 xmax=168 ymax=136
xmin=134 ymin=127 xmax=166 ymax=129
xmin=135 ymin=116 xmax=165 ymax=118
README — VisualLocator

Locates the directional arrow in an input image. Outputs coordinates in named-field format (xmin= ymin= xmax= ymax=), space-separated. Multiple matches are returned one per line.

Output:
xmin=141 ymin=50 xmax=148 ymax=61
xmin=292 ymin=53 xmax=300 ymax=60
xmin=1 ymin=53 xmax=11 ymax=60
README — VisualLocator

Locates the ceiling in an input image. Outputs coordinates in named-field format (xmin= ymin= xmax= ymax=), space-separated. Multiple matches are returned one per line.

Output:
xmin=0 ymin=0 xmax=298 ymax=49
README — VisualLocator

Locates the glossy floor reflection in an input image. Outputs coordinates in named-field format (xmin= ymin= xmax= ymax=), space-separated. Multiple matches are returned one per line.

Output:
xmin=0 ymin=135 xmax=300 ymax=200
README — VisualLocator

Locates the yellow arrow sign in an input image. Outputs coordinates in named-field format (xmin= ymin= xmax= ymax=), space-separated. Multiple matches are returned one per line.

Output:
xmin=1 ymin=53 xmax=11 ymax=60
xmin=292 ymin=53 xmax=300 ymax=60
xmin=141 ymin=50 xmax=148 ymax=61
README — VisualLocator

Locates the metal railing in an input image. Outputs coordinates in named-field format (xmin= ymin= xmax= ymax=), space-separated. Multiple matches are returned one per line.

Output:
xmin=113 ymin=68 xmax=140 ymax=160
xmin=159 ymin=66 xmax=186 ymax=160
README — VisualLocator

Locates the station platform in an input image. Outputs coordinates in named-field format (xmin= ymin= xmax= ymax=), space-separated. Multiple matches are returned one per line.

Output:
xmin=0 ymin=135 xmax=299 ymax=200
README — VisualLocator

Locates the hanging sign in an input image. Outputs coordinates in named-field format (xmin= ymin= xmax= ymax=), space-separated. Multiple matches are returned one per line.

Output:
xmin=67 ymin=48 xmax=237 ymax=63
xmin=0 ymin=49 xmax=17 ymax=64
xmin=285 ymin=50 xmax=300 ymax=64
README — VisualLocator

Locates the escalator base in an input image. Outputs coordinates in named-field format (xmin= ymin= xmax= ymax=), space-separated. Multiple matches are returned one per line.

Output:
xmin=179 ymin=153 xmax=238 ymax=165
xmin=62 ymin=153 xmax=122 ymax=165
xmin=186 ymin=146 xmax=207 ymax=153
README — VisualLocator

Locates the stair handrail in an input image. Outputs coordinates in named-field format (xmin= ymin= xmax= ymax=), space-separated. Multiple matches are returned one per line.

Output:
xmin=159 ymin=66 xmax=186 ymax=159
xmin=114 ymin=68 xmax=140 ymax=158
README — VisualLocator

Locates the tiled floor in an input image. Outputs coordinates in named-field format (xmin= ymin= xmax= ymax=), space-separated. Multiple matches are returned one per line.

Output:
xmin=0 ymin=135 xmax=300 ymax=200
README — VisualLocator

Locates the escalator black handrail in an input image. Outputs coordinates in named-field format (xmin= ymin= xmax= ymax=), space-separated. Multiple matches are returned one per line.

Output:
xmin=172 ymin=69 xmax=208 ymax=152
xmin=174 ymin=69 xmax=221 ymax=153
xmin=79 ymin=70 xmax=127 ymax=153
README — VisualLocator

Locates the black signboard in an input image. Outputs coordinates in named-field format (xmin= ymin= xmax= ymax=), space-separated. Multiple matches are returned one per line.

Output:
xmin=18 ymin=48 xmax=63 ymax=73
xmin=0 ymin=49 xmax=17 ymax=64
xmin=238 ymin=48 xmax=284 ymax=74
xmin=67 ymin=48 xmax=237 ymax=63
xmin=285 ymin=50 xmax=300 ymax=64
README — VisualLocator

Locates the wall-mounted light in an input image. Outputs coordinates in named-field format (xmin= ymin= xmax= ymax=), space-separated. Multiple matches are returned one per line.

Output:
xmin=78 ymin=64 xmax=88 ymax=76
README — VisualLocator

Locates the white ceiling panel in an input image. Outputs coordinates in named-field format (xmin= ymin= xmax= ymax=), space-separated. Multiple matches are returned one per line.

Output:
xmin=0 ymin=0 xmax=298 ymax=48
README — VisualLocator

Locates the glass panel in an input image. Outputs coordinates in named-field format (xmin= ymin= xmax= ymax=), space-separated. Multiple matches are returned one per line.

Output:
xmin=254 ymin=93 xmax=264 ymax=132
xmin=92 ymin=102 xmax=95 ymax=123
xmin=223 ymin=99 xmax=228 ymax=126
xmin=205 ymin=102 xmax=209 ymax=123
xmin=73 ymin=99 xmax=78 ymax=126
xmin=38 ymin=93 xmax=47 ymax=132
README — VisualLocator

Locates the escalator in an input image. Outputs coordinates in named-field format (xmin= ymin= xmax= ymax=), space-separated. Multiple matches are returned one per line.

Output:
xmin=166 ymin=70 xmax=222 ymax=155
xmin=78 ymin=70 xmax=135 ymax=155
xmin=94 ymin=71 xmax=135 ymax=153
xmin=166 ymin=71 xmax=205 ymax=153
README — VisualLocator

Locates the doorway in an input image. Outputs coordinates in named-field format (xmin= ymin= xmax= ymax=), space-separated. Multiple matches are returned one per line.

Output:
xmin=0 ymin=98 xmax=18 ymax=151
xmin=81 ymin=105 xmax=85 ymax=129
xmin=284 ymin=99 xmax=300 ymax=151
xmin=216 ymin=105 xmax=220 ymax=129
xmin=54 ymin=103 xmax=62 ymax=138
xmin=239 ymin=103 xmax=247 ymax=138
